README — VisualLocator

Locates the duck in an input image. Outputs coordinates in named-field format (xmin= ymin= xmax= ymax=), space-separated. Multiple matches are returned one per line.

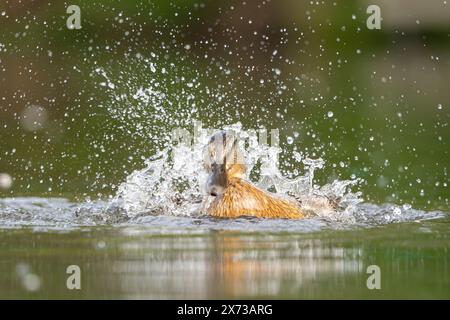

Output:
xmin=203 ymin=130 xmax=304 ymax=219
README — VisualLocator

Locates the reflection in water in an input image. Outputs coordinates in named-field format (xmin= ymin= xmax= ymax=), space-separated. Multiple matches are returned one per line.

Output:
xmin=0 ymin=219 xmax=449 ymax=299
xmin=112 ymin=229 xmax=362 ymax=299
xmin=210 ymin=235 xmax=361 ymax=298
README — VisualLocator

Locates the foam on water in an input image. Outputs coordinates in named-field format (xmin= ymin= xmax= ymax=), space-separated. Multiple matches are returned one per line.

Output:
xmin=0 ymin=196 xmax=447 ymax=233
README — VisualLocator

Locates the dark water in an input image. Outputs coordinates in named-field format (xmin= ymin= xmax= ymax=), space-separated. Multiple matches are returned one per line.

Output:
xmin=0 ymin=198 xmax=448 ymax=299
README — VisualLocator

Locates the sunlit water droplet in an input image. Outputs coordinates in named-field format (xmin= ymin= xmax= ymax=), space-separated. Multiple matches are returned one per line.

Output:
xmin=0 ymin=173 xmax=13 ymax=190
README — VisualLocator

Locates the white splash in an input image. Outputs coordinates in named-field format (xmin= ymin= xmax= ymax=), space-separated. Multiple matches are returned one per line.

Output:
xmin=111 ymin=123 xmax=363 ymax=221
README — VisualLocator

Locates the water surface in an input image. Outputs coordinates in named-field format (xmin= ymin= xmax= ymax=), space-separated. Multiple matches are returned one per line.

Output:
xmin=0 ymin=197 xmax=448 ymax=299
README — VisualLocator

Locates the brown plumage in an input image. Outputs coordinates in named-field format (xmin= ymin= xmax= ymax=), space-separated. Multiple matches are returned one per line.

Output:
xmin=208 ymin=177 xmax=303 ymax=219
xmin=203 ymin=131 xmax=304 ymax=219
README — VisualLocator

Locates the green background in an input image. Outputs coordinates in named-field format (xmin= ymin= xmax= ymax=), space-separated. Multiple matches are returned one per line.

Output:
xmin=1 ymin=0 xmax=449 ymax=210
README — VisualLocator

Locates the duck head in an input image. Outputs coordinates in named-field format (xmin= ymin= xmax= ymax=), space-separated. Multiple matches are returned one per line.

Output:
xmin=203 ymin=130 xmax=247 ymax=196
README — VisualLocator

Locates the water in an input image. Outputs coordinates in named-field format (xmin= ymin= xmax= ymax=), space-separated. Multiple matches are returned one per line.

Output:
xmin=0 ymin=147 xmax=448 ymax=298
xmin=0 ymin=198 xmax=448 ymax=299
xmin=1 ymin=1 xmax=449 ymax=300
xmin=0 ymin=112 xmax=449 ymax=300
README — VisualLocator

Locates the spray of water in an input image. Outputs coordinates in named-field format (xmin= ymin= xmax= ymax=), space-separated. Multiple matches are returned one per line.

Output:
xmin=1 ymin=53 xmax=447 ymax=231
xmin=107 ymin=120 xmax=361 ymax=221
xmin=91 ymin=55 xmax=443 ymax=226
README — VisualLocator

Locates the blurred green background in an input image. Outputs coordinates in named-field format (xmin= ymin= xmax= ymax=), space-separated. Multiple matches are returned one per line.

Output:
xmin=1 ymin=0 xmax=449 ymax=210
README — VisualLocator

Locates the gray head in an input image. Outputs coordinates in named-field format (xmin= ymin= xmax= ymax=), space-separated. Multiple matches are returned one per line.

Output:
xmin=203 ymin=130 xmax=246 ymax=196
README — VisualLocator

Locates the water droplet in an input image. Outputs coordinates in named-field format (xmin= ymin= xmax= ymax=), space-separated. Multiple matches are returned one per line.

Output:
xmin=0 ymin=173 xmax=13 ymax=190
xmin=20 ymin=105 xmax=48 ymax=132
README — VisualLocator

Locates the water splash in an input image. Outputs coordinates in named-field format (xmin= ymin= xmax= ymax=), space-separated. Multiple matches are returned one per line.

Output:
xmin=110 ymin=145 xmax=207 ymax=217
xmin=0 ymin=134 xmax=446 ymax=231
xmin=92 ymin=57 xmax=365 ymax=221
xmin=1 ymin=55 xmax=447 ymax=231
xmin=108 ymin=121 xmax=365 ymax=224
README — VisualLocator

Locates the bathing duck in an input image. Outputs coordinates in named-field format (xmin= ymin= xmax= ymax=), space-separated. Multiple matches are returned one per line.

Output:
xmin=203 ymin=130 xmax=304 ymax=219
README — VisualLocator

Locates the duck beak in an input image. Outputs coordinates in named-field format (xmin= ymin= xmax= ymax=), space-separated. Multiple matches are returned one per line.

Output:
xmin=206 ymin=163 xmax=228 ymax=196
